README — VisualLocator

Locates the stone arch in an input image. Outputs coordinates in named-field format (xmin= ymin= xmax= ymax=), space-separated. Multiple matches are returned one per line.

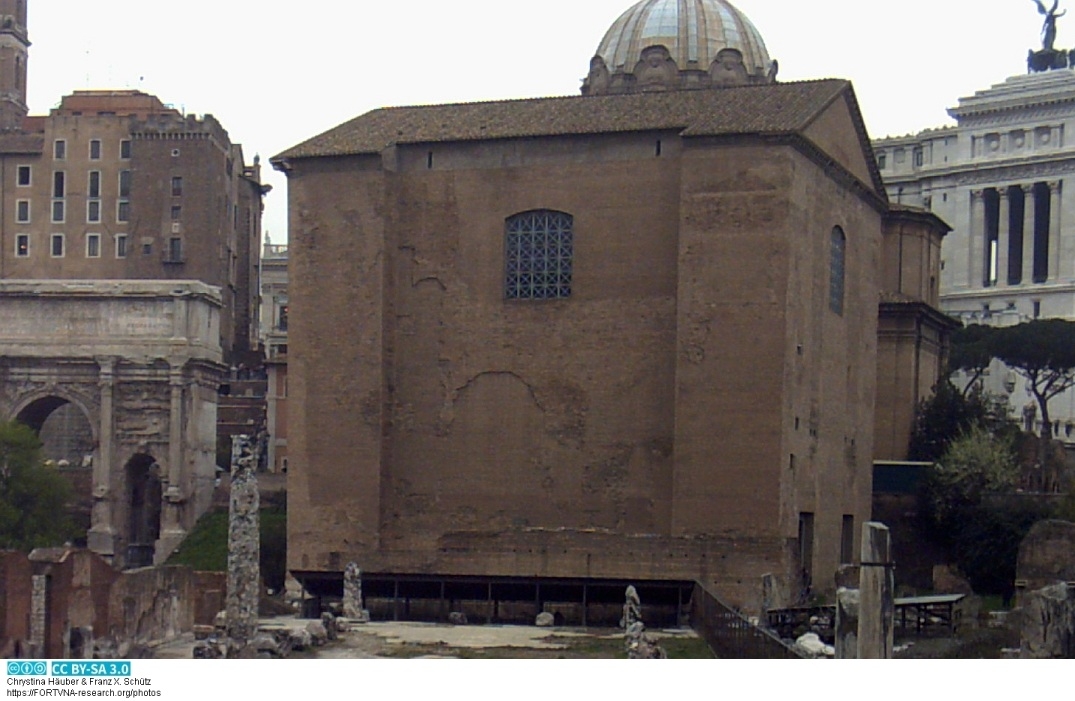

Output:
xmin=124 ymin=453 xmax=163 ymax=569
xmin=11 ymin=391 xmax=98 ymax=545
xmin=13 ymin=392 xmax=97 ymax=466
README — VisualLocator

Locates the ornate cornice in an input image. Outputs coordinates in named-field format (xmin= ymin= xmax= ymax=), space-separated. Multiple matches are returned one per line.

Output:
xmin=950 ymin=157 xmax=1075 ymax=187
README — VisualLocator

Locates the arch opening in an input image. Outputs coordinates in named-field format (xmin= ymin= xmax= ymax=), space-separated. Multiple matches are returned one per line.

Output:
xmin=125 ymin=454 xmax=162 ymax=569
xmin=14 ymin=396 xmax=95 ymax=545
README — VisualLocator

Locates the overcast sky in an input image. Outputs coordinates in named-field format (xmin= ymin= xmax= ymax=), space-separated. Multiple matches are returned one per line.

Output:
xmin=26 ymin=1 xmax=1053 ymax=241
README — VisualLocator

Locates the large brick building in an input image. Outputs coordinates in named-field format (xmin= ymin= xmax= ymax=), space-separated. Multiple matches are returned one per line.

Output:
xmin=273 ymin=0 xmax=949 ymax=614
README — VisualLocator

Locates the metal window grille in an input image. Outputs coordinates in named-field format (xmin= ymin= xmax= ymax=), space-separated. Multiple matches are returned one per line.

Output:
xmin=505 ymin=210 xmax=573 ymax=300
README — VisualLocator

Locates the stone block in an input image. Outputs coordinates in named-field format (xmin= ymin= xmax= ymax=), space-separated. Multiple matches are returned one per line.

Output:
xmin=1020 ymin=583 xmax=1075 ymax=658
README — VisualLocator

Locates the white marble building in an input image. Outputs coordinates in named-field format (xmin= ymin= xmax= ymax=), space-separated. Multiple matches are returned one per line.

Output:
xmin=874 ymin=69 xmax=1075 ymax=439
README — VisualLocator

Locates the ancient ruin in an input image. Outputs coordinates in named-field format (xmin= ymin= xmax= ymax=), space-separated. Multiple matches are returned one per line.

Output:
xmin=225 ymin=435 xmax=259 ymax=647
xmin=342 ymin=562 xmax=369 ymax=622
xmin=1020 ymin=582 xmax=1075 ymax=658
xmin=621 ymin=585 xmax=666 ymax=659
xmin=857 ymin=522 xmax=895 ymax=659
xmin=0 ymin=281 xmax=224 ymax=568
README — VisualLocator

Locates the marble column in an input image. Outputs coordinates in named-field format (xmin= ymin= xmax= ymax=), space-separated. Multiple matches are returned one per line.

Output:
xmin=970 ymin=189 xmax=986 ymax=288
xmin=88 ymin=357 xmax=117 ymax=558
xmin=1023 ymin=184 xmax=1037 ymax=285
xmin=997 ymin=188 xmax=1010 ymax=286
xmin=1049 ymin=180 xmax=1062 ymax=281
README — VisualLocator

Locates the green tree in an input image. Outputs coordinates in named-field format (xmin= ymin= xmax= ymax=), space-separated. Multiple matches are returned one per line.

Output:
xmin=921 ymin=426 xmax=1049 ymax=601
xmin=908 ymin=380 xmax=1014 ymax=462
xmin=923 ymin=426 xmax=1019 ymax=521
xmin=949 ymin=324 xmax=996 ymax=397
xmin=0 ymin=421 xmax=77 ymax=551
xmin=991 ymin=319 xmax=1075 ymax=491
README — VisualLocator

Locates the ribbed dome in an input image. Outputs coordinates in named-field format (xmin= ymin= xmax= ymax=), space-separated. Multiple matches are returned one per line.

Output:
xmin=586 ymin=0 xmax=775 ymax=93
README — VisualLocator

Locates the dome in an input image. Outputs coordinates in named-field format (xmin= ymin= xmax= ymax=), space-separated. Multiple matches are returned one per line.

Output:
xmin=582 ymin=0 xmax=777 ymax=95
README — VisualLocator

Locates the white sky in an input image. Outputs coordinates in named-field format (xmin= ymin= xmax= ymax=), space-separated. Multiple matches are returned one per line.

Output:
xmin=26 ymin=1 xmax=1053 ymax=241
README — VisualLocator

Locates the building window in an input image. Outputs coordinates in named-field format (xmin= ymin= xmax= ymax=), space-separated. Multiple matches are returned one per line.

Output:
xmin=913 ymin=147 xmax=923 ymax=167
xmin=840 ymin=515 xmax=855 ymax=564
xmin=15 ymin=199 xmax=29 ymax=223
xmin=53 ymin=139 xmax=66 ymax=160
xmin=50 ymin=233 xmax=64 ymax=257
xmin=505 ymin=210 xmax=573 ymax=300
xmin=142 ymin=241 xmax=152 ymax=256
xmin=87 ymin=200 xmax=101 ymax=223
xmin=171 ymin=205 xmax=182 ymax=221
xmin=53 ymin=171 xmax=65 ymax=198
xmin=166 ymin=237 xmax=183 ymax=262
xmin=118 ymin=170 xmax=131 ymax=197
xmin=877 ymin=152 xmax=886 ymax=169
xmin=115 ymin=234 xmax=128 ymax=258
xmin=88 ymin=171 xmax=101 ymax=198
xmin=830 ymin=226 xmax=846 ymax=315
xmin=171 ymin=176 xmax=183 ymax=197
xmin=117 ymin=200 xmax=130 ymax=223
xmin=51 ymin=200 xmax=64 ymax=223
xmin=16 ymin=165 xmax=31 ymax=187
xmin=89 ymin=139 xmax=101 ymax=160
xmin=120 ymin=140 xmax=131 ymax=159
xmin=15 ymin=233 xmax=29 ymax=257
xmin=277 ymin=304 xmax=288 ymax=332
xmin=86 ymin=233 xmax=100 ymax=258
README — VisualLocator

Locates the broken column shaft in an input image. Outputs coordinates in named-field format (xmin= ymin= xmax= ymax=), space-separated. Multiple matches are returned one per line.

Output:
xmin=226 ymin=435 xmax=259 ymax=644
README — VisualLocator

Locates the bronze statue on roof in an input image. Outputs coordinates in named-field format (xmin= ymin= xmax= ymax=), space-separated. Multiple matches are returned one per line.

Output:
xmin=1034 ymin=0 xmax=1066 ymax=51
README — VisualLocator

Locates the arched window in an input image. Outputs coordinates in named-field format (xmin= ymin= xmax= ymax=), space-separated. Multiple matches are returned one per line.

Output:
xmin=829 ymin=226 xmax=846 ymax=315
xmin=505 ymin=210 xmax=573 ymax=300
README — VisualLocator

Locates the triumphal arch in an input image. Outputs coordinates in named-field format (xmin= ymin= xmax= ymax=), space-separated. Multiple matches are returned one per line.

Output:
xmin=0 ymin=281 xmax=225 ymax=568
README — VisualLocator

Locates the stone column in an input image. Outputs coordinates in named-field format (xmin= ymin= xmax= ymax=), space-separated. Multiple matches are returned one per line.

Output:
xmin=87 ymin=357 xmax=117 ymax=558
xmin=834 ymin=563 xmax=860 ymax=659
xmin=29 ymin=574 xmax=48 ymax=657
xmin=857 ymin=522 xmax=894 ymax=659
xmin=997 ymin=188 xmax=1010 ymax=286
xmin=158 ymin=362 xmax=187 ymax=556
xmin=343 ymin=562 xmax=369 ymax=622
xmin=226 ymin=435 xmax=260 ymax=647
xmin=835 ymin=587 xmax=860 ymax=659
xmin=1023 ymin=184 xmax=1036 ymax=285
xmin=970 ymin=189 xmax=986 ymax=288
xmin=1048 ymin=180 xmax=1062 ymax=281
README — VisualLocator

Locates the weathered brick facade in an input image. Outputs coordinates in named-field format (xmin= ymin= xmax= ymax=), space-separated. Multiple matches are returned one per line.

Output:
xmin=274 ymin=82 xmax=888 ymax=608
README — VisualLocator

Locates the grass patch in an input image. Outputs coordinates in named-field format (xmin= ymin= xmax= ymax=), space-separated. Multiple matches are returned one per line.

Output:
xmin=661 ymin=635 xmax=715 ymax=659
xmin=166 ymin=505 xmax=288 ymax=589
xmin=167 ymin=510 xmax=230 ymax=571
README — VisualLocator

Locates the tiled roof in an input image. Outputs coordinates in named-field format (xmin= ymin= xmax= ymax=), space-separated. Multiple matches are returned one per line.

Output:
xmin=274 ymin=79 xmax=851 ymax=161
